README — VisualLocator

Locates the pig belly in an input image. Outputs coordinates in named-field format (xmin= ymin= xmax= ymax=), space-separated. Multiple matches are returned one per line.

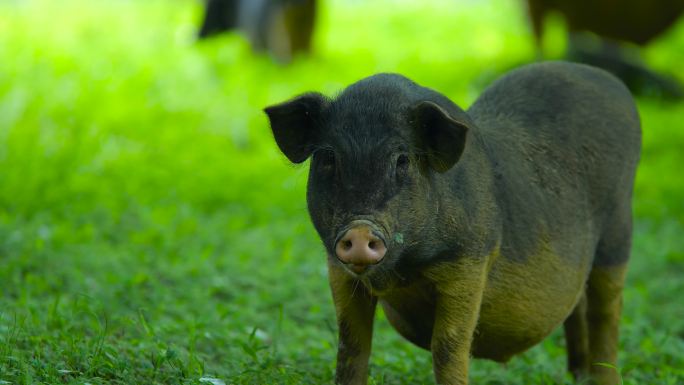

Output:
xmin=380 ymin=251 xmax=590 ymax=361
xmin=473 ymin=251 xmax=591 ymax=362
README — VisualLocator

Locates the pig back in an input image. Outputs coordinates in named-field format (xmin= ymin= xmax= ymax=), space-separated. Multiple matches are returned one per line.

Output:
xmin=467 ymin=61 xmax=640 ymax=266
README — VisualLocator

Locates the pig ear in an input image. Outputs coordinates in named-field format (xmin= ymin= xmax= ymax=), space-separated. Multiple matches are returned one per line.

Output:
xmin=264 ymin=93 xmax=328 ymax=164
xmin=412 ymin=101 xmax=469 ymax=173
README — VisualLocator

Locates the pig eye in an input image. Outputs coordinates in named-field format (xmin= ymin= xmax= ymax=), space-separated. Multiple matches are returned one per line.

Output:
xmin=315 ymin=150 xmax=336 ymax=172
xmin=395 ymin=154 xmax=410 ymax=179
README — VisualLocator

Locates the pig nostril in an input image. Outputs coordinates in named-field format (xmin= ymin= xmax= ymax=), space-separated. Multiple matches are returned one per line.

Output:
xmin=368 ymin=241 xmax=376 ymax=250
xmin=342 ymin=240 xmax=353 ymax=251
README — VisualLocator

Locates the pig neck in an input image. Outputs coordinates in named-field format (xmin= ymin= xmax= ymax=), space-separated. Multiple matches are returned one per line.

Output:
xmin=426 ymin=129 xmax=502 ymax=262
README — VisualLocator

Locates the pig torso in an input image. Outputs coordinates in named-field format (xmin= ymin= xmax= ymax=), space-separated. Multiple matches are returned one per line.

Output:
xmin=379 ymin=62 xmax=640 ymax=361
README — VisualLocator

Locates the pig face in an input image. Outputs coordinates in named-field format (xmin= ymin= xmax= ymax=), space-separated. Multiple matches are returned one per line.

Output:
xmin=265 ymin=74 xmax=471 ymax=291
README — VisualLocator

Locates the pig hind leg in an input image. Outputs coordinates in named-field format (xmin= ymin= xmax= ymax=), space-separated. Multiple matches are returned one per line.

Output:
xmin=584 ymin=263 xmax=627 ymax=385
xmin=584 ymin=205 xmax=631 ymax=385
xmin=563 ymin=292 xmax=590 ymax=381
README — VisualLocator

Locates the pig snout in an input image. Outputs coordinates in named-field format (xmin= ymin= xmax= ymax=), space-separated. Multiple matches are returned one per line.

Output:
xmin=335 ymin=221 xmax=387 ymax=274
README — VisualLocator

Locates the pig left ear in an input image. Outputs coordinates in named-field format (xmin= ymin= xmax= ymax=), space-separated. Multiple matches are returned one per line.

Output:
xmin=412 ymin=101 xmax=470 ymax=173
xmin=264 ymin=92 xmax=328 ymax=164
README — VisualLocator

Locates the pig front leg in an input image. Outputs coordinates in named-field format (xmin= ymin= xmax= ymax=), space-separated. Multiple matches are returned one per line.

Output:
xmin=328 ymin=260 xmax=377 ymax=385
xmin=425 ymin=257 xmax=489 ymax=385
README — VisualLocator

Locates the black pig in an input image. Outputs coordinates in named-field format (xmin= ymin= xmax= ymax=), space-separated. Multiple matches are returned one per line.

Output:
xmin=264 ymin=61 xmax=640 ymax=385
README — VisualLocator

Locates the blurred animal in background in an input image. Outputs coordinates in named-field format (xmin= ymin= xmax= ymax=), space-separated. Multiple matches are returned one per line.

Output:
xmin=198 ymin=0 xmax=317 ymax=63
xmin=526 ymin=0 xmax=684 ymax=99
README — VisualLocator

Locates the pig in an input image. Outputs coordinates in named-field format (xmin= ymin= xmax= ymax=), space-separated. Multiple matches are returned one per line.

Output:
xmin=264 ymin=61 xmax=640 ymax=385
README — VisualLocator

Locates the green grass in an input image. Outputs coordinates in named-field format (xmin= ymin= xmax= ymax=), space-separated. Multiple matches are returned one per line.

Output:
xmin=1 ymin=0 xmax=683 ymax=383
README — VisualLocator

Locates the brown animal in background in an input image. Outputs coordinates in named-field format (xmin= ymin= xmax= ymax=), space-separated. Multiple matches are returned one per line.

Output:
xmin=526 ymin=0 xmax=684 ymax=98
xmin=198 ymin=0 xmax=316 ymax=63
xmin=527 ymin=0 xmax=684 ymax=46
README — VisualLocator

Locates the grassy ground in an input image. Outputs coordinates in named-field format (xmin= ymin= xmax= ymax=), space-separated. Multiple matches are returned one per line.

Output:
xmin=1 ymin=0 xmax=683 ymax=383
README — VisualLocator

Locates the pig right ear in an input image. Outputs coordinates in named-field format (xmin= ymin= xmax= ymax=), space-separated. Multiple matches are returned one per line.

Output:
xmin=264 ymin=93 xmax=328 ymax=164
xmin=412 ymin=101 xmax=470 ymax=173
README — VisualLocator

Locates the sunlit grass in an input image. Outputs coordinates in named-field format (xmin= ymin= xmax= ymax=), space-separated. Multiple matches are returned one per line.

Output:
xmin=1 ymin=0 xmax=683 ymax=383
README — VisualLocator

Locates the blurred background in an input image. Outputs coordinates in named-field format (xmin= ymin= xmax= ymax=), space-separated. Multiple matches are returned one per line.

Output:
xmin=1 ymin=0 xmax=683 ymax=383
